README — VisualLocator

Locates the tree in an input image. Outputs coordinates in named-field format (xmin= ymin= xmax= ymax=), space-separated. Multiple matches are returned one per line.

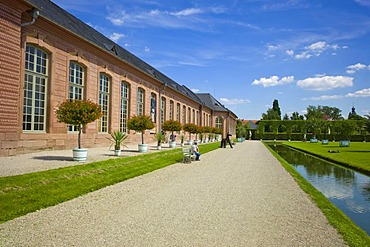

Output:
xmin=55 ymin=99 xmax=102 ymax=149
xmin=262 ymin=99 xmax=281 ymax=121
xmin=272 ymin=99 xmax=281 ymax=118
xmin=305 ymin=105 xmax=343 ymax=120
xmin=182 ymin=123 xmax=198 ymax=140
xmin=305 ymin=105 xmax=324 ymax=120
xmin=364 ymin=115 xmax=370 ymax=134
xmin=283 ymin=113 xmax=289 ymax=120
xmin=162 ymin=120 xmax=182 ymax=141
xmin=236 ymin=119 xmax=246 ymax=138
xmin=127 ymin=115 xmax=155 ymax=144
xmin=290 ymin=111 xmax=304 ymax=120
xmin=262 ymin=108 xmax=281 ymax=120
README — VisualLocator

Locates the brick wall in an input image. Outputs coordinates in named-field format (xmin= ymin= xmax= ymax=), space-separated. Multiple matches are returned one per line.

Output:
xmin=0 ymin=1 xmax=237 ymax=156
xmin=0 ymin=1 xmax=25 ymax=156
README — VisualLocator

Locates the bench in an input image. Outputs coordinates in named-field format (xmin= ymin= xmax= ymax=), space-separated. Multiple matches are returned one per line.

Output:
xmin=310 ymin=138 xmax=318 ymax=143
xmin=182 ymin=147 xmax=195 ymax=163
xmin=322 ymin=139 xmax=329 ymax=145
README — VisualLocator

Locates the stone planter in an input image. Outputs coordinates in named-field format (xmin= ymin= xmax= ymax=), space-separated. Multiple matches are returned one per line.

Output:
xmin=73 ymin=148 xmax=87 ymax=161
xmin=114 ymin=150 xmax=121 ymax=156
xmin=138 ymin=144 xmax=148 ymax=153
xmin=157 ymin=145 xmax=162 ymax=150
xmin=169 ymin=141 xmax=176 ymax=148
xmin=339 ymin=140 xmax=350 ymax=147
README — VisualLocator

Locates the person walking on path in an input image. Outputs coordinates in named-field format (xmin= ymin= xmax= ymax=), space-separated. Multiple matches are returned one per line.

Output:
xmin=0 ymin=141 xmax=346 ymax=246
xmin=225 ymin=132 xmax=233 ymax=148
xmin=191 ymin=141 xmax=201 ymax=161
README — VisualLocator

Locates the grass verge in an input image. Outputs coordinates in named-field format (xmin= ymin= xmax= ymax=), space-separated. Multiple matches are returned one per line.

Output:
xmin=264 ymin=143 xmax=370 ymax=247
xmin=0 ymin=142 xmax=220 ymax=224
xmin=283 ymin=141 xmax=370 ymax=175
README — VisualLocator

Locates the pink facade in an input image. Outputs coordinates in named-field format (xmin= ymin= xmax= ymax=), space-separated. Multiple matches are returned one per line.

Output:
xmin=0 ymin=0 xmax=237 ymax=156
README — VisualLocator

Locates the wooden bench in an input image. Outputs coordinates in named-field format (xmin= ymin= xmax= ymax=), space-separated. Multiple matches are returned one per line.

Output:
xmin=182 ymin=147 xmax=195 ymax=163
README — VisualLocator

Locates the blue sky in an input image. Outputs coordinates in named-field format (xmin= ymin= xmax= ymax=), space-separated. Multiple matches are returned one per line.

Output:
xmin=53 ymin=0 xmax=370 ymax=120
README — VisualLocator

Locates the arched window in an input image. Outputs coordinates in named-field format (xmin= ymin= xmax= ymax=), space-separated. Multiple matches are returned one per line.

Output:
xmin=188 ymin=107 xmax=191 ymax=123
xmin=137 ymin=88 xmax=144 ymax=116
xmin=99 ymin=73 xmax=110 ymax=133
xmin=161 ymin=96 xmax=166 ymax=124
xmin=23 ymin=44 xmax=48 ymax=132
xmin=182 ymin=105 xmax=186 ymax=124
xmin=150 ymin=93 xmax=157 ymax=122
xmin=192 ymin=109 xmax=195 ymax=124
xmin=176 ymin=103 xmax=180 ymax=121
xmin=215 ymin=116 xmax=223 ymax=130
xmin=169 ymin=100 xmax=174 ymax=120
xmin=120 ymin=82 xmax=129 ymax=133
xmin=68 ymin=61 xmax=85 ymax=131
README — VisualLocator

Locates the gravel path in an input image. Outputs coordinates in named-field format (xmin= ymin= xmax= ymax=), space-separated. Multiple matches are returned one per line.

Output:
xmin=0 ymin=141 xmax=347 ymax=246
xmin=0 ymin=142 xmax=162 ymax=177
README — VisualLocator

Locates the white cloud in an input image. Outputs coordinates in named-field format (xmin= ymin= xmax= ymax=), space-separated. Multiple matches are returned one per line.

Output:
xmin=170 ymin=8 xmax=203 ymax=16
xmin=346 ymin=63 xmax=370 ymax=74
xmin=252 ymin=75 xmax=294 ymax=87
xmin=295 ymin=51 xmax=312 ymax=59
xmin=191 ymin=88 xmax=200 ymax=93
xmin=289 ymin=41 xmax=341 ymax=60
xmin=355 ymin=0 xmax=370 ymax=7
xmin=302 ymin=95 xmax=343 ymax=101
xmin=107 ymin=7 xmax=220 ymax=30
xmin=286 ymin=50 xmax=294 ymax=56
xmin=109 ymin=32 xmax=125 ymax=42
xmin=307 ymin=41 xmax=327 ymax=51
xmin=219 ymin=98 xmax=251 ymax=105
xmin=346 ymin=88 xmax=370 ymax=97
xmin=297 ymin=75 xmax=353 ymax=91
xmin=144 ymin=46 xmax=150 ymax=52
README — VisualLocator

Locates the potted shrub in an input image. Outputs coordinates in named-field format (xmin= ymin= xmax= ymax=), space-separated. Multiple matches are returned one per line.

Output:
xmin=162 ymin=120 xmax=182 ymax=148
xmin=154 ymin=132 xmax=164 ymax=150
xmin=108 ymin=131 xmax=128 ymax=156
xmin=182 ymin=123 xmax=198 ymax=145
xmin=127 ymin=115 xmax=155 ymax=153
xmin=55 ymin=99 xmax=102 ymax=161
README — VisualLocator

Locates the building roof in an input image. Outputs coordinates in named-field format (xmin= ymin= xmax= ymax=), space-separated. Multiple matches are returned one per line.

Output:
xmin=196 ymin=93 xmax=229 ymax=113
xmin=25 ymin=0 xmax=198 ymax=102
xmin=25 ymin=0 xmax=237 ymax=118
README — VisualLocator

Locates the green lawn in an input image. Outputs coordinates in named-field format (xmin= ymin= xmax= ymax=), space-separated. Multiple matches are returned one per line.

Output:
xmin=0 ymin=142 xmax=220 ymax=223
xmin=265 ymin=143 xmax=370 ymax=247
xmin=283 ymin=141 xmax=370 ymax=175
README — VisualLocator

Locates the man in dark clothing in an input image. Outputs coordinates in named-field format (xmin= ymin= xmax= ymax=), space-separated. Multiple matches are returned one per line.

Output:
xmin=225 ymin=132 xmax=233 ymax=148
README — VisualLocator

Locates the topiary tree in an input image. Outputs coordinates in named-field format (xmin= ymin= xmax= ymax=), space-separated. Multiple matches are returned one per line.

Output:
xmin=183 ymin=123 xmax=198 ymax=141
xmin=127 ymin=115 xmax=155 ymax=144
xmin=56 ymin=99 xmax=102 ymax=149
xmin=162 ymin=120 xmax=182 ymax=142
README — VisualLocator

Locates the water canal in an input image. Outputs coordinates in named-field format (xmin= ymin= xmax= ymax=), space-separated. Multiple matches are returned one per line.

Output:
xmin=270 ymin=144 xmax=370 ymax=235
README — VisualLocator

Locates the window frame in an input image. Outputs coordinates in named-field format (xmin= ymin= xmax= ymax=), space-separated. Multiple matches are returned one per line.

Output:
xmin=137 ymin=87 xmax=144 ymax=116
xmin=68 ymin=61 xmax=85 ymax=132
xmin=23 ymin=44 xmax=49 ymax=132
xmin=120 ymin=81 xmax=129 ymax=133
xmin=99 ymin=73 xmax=110 ymax=133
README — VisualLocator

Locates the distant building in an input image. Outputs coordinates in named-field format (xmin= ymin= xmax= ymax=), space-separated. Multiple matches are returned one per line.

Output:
xmin=242 ymin=120 xmax=258 ymax=130
xmin=348 ymin=105 xmax=357 ymax=119
xmin=0 ymin=0 xmax=237 ymax=156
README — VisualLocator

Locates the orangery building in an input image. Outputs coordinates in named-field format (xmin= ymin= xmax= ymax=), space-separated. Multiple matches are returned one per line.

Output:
xmin=0 ymin=0 xmax=237 ymax=156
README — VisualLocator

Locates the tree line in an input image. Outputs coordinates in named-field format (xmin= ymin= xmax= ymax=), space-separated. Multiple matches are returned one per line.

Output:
xmin=236 ymin=99 xmax=370 ymax=141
